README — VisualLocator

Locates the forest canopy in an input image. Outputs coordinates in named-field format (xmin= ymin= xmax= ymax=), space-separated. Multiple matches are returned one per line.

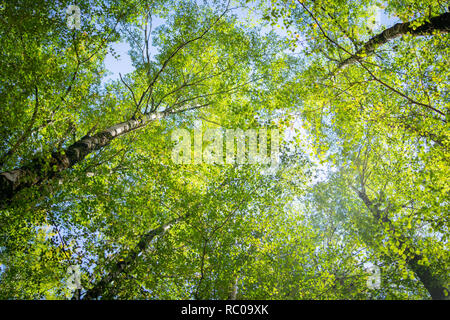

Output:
xmin=0 ymin=0 xmax=448 ymax=300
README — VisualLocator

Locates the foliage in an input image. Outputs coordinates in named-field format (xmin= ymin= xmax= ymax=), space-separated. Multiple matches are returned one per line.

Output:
xmin=0 ymin=0 xmax=448 ymax=299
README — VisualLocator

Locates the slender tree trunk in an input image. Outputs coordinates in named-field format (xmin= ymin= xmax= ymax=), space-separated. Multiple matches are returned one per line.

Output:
xmin=338 ymin=12 xmax=450 ymax=69
xmin=0 ymin=113 xmax=162 ymax=209
xmin=82 ymin=216 xmax=181 ymax=300
xmin=356 ymin=189 xmax=449 ymax=300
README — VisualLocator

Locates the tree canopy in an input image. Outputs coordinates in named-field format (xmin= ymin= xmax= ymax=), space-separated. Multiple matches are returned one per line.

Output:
xmin=0 ymin=0 xmax=448 ymax=300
